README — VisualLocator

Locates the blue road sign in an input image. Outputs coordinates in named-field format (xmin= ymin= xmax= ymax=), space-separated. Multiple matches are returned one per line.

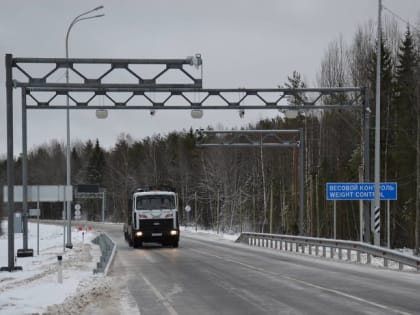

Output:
xmin=326 ymin=182 xmax=397 ymax=201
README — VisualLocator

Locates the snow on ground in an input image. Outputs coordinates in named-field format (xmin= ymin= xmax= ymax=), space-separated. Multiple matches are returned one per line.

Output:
xmin=0 ymin=221 xmax=105 ymax=315
xmin=181 ymin=225 xmax=240 ymax=242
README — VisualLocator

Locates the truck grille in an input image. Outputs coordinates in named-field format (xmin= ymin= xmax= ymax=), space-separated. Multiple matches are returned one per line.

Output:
xmin=140 ymin=219 xmax=173 ymax=232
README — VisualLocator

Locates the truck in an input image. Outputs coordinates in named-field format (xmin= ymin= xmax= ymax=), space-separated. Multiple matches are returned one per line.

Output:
xmin=124 ymin=187 xmax=180 ymax=248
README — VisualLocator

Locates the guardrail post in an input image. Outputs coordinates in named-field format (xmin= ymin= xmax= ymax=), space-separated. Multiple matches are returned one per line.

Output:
xmin=330 ymin=247 xmax=334 ymax=259
xmin=309 ymin=244 xmax=312 ymax=255
xmin=367 ymin=253 xmax=372 ymax=265
xmin=338 ymin=248 xmax=342 ymax=260
xmin=323 ymin=246 xmax=326 ymax=257
xmin=357 ymin=251 xmax=361 ymax=263
xmin=315 ymin=245 xmax=318 ymax=256
xmin=347 ymin=249 xmax=351 ymax=261
xmin=399 ymin=262 xmax=403 ymax=270
xmin=384 ymin=257 xmax=388 ymax=268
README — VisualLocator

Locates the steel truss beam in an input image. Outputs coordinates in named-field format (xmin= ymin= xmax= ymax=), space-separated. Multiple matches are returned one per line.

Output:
xmin=21 ymin=86 xmax=364 ymax=110
xmin=196 ymin=129 xmax=301 ymax=148
xmin=75 ymin=192 xmax=104 ymax=199
xmin=12 ymin=56 xmax=203 ymax=90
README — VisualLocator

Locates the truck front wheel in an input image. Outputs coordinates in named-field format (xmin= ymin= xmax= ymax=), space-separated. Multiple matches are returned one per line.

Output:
xmin=134 ymin=239 xmax=142 ymax=248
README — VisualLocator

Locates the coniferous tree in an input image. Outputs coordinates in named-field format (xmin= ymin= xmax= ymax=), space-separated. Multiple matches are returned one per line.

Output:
xmin=86 ymin=140 xmax=106 ymax=185
xmin=392 ymin=27 xmax=418 ymax=247
xmin=369 ymin=34 xmax=394 ymax=180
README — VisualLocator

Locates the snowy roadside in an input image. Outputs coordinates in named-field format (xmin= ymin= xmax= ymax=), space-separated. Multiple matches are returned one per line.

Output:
xmin=181 ymin=225 xmax=240 ymax=242
xmin=0 ymin=221 xmax=107 ymax=315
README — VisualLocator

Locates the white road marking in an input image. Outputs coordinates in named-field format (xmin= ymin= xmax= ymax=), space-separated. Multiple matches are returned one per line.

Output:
xmin=191 ymin=248 xmax=412 ymax=315
xmin=141 ymin=274 xmax=179 ymax=315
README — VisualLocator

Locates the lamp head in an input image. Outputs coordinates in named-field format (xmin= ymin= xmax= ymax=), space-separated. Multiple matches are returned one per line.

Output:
xmin=191 ymin=109 xmax=203 ymax=119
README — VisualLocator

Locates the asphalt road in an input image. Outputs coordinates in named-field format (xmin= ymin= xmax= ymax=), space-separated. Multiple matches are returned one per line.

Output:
xmin=100 ymin=224 xmax=420 ymax=315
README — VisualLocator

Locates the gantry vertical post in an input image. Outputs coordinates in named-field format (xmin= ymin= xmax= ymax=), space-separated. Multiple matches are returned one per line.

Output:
xmin=5 ymin=53 xmax=15 ymax=271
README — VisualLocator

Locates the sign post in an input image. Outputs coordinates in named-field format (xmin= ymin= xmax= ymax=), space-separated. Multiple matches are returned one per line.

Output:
xmin=333 ymin=201 xmax=336 ymax=239
xmin=326 ymin=182 xmax=397 ymax=244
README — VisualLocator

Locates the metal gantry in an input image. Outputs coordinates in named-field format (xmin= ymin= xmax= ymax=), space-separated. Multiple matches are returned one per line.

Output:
xmin=3 ymin=53 xmax=370 ymax=271
xmin=196 ymin=129 xmax=305 ymax=235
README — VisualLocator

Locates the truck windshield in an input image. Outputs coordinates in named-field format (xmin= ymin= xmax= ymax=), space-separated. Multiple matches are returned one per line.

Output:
xmin=136 ymin=195 xmax=175 ymax=210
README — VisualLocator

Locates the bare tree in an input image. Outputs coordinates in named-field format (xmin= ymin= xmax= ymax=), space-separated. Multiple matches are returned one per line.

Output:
xmin=318 ymin=34 xmax=350 ymax=87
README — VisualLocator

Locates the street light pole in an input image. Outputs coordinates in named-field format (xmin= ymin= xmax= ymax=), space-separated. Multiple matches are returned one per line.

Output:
xmin=65 ymin=6 xmax=104 ymax=249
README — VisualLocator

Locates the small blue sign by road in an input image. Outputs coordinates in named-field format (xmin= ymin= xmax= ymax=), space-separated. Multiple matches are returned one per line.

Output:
xmin=326 ymin=182 xmax=397 ymax=201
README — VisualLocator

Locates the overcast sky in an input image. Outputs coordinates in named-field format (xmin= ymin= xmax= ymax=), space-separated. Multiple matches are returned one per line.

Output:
xmin=1 ymin=0 xmax=420 ymax=157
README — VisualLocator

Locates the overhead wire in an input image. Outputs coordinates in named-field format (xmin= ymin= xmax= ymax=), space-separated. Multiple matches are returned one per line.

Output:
xmin=382 ymin=4 xmax=420 ymax=33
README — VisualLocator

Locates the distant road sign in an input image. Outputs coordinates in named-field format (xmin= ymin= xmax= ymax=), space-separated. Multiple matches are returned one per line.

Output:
xmin=326 ymin=182 xmax=397 ymax=200
xmin=185 ymin=205 xmax=191 ymax=212
xmin=29 ymin=208 xmax=40 ymax=217
xmin=3 ymin=185 xmax=73 ymax=202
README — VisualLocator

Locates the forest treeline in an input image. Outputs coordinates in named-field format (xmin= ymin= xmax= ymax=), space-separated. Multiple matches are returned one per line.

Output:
xmin=1 ymin=19 xmax=419 ymax=250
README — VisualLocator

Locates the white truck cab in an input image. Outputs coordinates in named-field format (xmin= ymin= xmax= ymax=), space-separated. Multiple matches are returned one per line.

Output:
xmin=124 ymin=187 xmax=180 ymax=248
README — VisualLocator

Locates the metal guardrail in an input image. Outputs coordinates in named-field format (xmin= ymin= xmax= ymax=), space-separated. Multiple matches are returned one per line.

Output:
xmin=236 ymin=232 xmax=420 ymax=272
xmin=92 ymin=233 xmax=116 ymax=275
xmin=27 ymin=220 xmax=117 ymax=275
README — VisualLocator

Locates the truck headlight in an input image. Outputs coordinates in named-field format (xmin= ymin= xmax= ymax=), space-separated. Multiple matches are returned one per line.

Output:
xmin=136 ymin=231 xmax=143 ymax=237
xmin=170 ymin=230 xmax=178 ymax=236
